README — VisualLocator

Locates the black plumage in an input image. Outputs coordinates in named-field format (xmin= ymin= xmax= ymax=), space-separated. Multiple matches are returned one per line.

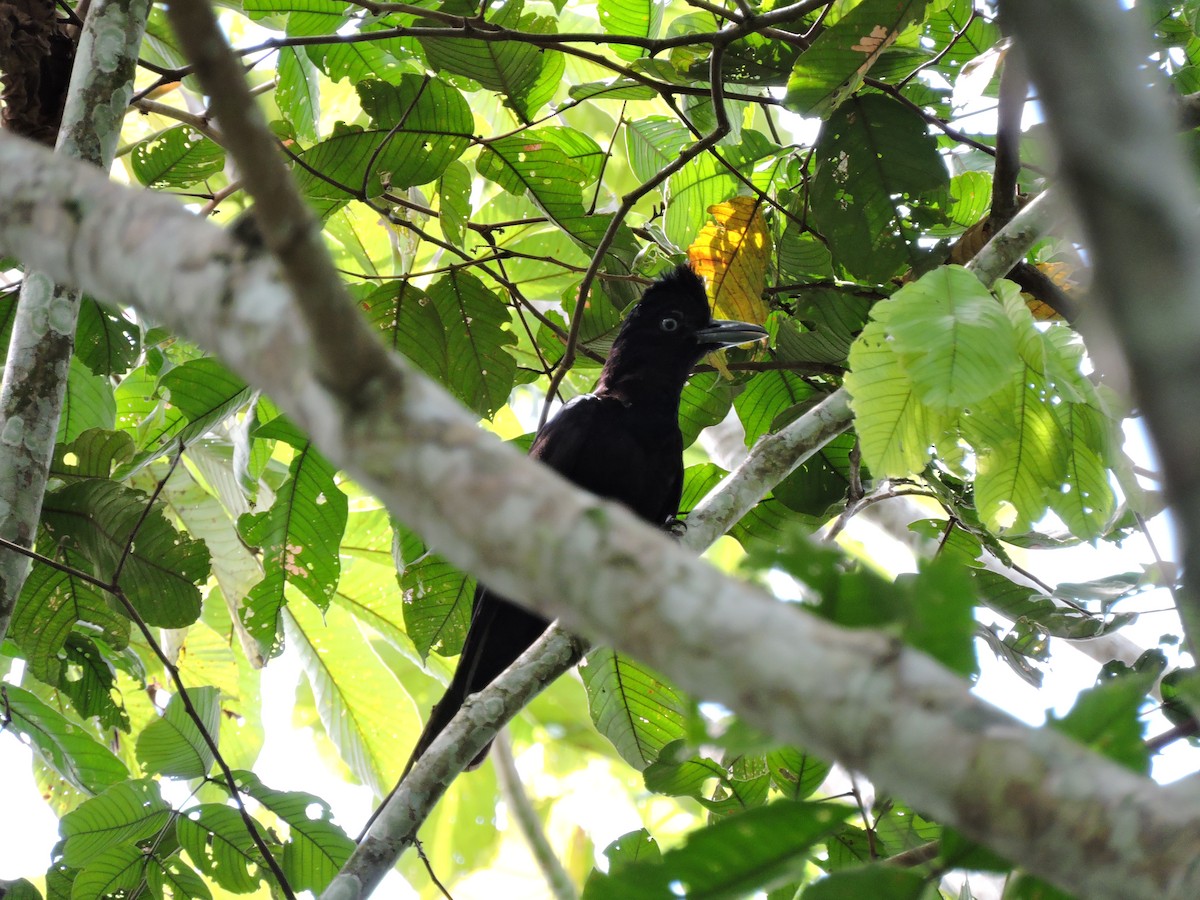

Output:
xmin=406 ymin=264 xmax=767 ymax=770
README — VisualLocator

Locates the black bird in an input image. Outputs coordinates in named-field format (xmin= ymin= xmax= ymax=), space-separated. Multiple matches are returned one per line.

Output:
xmin=407 ymin=265 xmax=767 ymax=770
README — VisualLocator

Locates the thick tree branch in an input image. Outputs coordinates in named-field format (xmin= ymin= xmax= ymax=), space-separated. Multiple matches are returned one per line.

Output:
xmin=0 ymin=0 xmax=148 ymax=647
xmin=331 ymin=625 xmax=585 ymax=898
xmin=1002 ymin=1 xmax=1200 ymax=657
xmin=165 ymin=0 xmax=387 ymax=400
xmin=964 ymin=191 xmax=1061 ymax=286
xmin=2 ymin=135 xmax=1198 ymax=899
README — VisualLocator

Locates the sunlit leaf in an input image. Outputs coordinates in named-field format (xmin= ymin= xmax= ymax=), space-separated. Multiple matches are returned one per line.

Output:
xmin=136 ymin=686 xmax=221 ymax=779
xmin=689 ymin=196 xmax=773 ymax=326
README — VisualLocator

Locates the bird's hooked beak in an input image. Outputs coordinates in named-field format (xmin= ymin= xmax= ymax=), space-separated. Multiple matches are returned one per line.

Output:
xmin=694 ymin=318 xmax=769 ymax=349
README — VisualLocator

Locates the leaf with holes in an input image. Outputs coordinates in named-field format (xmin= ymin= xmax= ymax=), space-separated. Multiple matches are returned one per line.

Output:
xmin=61 ymin=777 xmax=170 ymax=867
xmin=177 ymin=804 xmax=263 ymax=893
xmin=785 ymin=0 xmax=932 ymax=115
xmin=426 ymin=269 xmax=518 ymax=418
xmin=235 ymin=771 xmax=355 ymax=894
xmin=10 ymin=547 xmax=130 ymax=685
xmin=238 ymin=419 xmax=348 ymax=656
xmin=810 ymin=94 xmax=948 ymax=281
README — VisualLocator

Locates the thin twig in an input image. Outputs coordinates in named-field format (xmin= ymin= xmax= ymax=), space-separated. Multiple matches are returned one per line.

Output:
xmin=0 ymin=534 xmax=295 ymax=898
xmin=112 ymin=442 xmax=184 ymax=584
xmin=494 ymin=733 xmax=577 ymax=900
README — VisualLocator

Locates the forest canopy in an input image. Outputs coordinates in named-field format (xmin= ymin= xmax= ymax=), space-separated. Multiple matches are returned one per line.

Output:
xmin=2 ymin=1 xmax=1199 ymax=899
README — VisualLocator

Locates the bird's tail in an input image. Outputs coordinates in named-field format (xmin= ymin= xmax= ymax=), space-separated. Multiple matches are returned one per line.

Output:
xmin=403 ymin=587 xmax=550 ymax=775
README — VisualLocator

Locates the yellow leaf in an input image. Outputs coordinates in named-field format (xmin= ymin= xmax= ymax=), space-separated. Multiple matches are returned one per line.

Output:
xmin=687 ymin=196 xmax=772 ymax=326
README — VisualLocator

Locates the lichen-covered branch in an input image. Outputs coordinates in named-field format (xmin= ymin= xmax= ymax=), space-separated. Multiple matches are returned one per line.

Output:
xmin=1002 ymin=1 xmax=1200 ymax=657
xmin=0 ymin=0 xmax=149 ymax=645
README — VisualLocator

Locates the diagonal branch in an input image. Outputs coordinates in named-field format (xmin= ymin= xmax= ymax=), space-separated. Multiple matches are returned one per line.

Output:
xmin=1001 ymin=0 xmax=1200 ymax=659
xmin=0 ymin=0 xmax=148 ymax=651
xmin=164 ymin=0 xmax=389 ymax=400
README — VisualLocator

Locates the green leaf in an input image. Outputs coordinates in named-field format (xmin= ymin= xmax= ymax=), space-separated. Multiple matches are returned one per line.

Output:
xmin=734 ymin=370 xmax=816 ymax=446
xmin=776 ymin=227 xmax=835 ymax=281
xmin=822 ymin=824 xmax=873 ymax=872
xmin=846 ymin=319 xmax=947 ymax=476
xmin=61 ymin=777 xmax=170 ymax=867
xmin=74 ymin=298 xmax=140 ymax=377
xmin=1050 ymin=676 xmax=1152 ymax=774
xmin=277 ymin=45 xmax=321 ymax=142
xmin=581 ymin=648 xmax=689 ymax=770
xmin=160 ymin=357 xmax=252 ymax=446
xmin=967 ymin=368 xmax=1068 ymax=532
xmin=52 ymin=634 xmax=130 ymax=731
xmin=884 ymin=266 xmax=1021 ymax=408
xmin=0 ymin=878 xmax=42 ymax=900
xmin=643 ymin=745 xmax=730 ymax=800
xmin=766 ymin=747 xmax=832 ymax=801
xmin=893 ymin=555 xmax=979 ymax=677
xmin=40 ymin=479 xmax=210 ymax=627
xmin=58 ymin=356 xmax=116 ymax=445
xmin=50 ymin=428 xmax=134 ymax=482
xmin=438 ymin=159 xmax=472 ymax=247
xmin=570 ymin=78 xmax=658 ymax=101
xmin=1004 ymin=874 xmax=1077 ymax=900
xmin=238 ymin=420 xmax=348 ymax=655
xmin=418 ymin=0 xmax=555 ymax=119
xmin=293 ymin=74 xmax=474 ymax=217
xmin=801 ymin=866 xmax=928 ymax=900
xmin=773 ymin=291 xmax=870 ymax=366
xmin=113 ymin=357 xmax=250 ymax=477
xmin=599 ymin=0 xmax=661 ymax=61
xmin=625 ymin=116 xmax=689 ymax=184
xmin=1050 ymin=404 xmax=1118 ymax=539
xmin=356 ymin=76 xmax=474 ymax=188
xmin=285 ymin=598 xmax=419 ymax=795
xmin=679 ymin=371 xmax=735 ymax=449
xmin=664 ymin=153 xmax=739 ymax=253
xmin=872 ymin=800 xmax=940 ymax=855
xmin=356 ymin=281 xmax=448 ymax=385
xmin=925 ymin=0 xmax=1002 ymax=75
xmin=69 ymin=843 xmax=145 ymax=899
xmin=477 ymin=130 xmax=588 ymax=206
xmin=810 ymin=94 xmax=948 ymax=281
xmin=177 ymin=804 xmax=263 ymax=893
xmin=786 ymin=0 xmax=932 ymax=115
xmin=398 ymin=540 xmax=474 ymax=660
xmin=584 ymin=802 xmax=850 ymax=899
xmin=236 ymin=771 xmax=355 ymax=894
xmin=772 ymin=432 xmax=858 ymax=519
xmin=479 ymin=130 xmax=640 ymax=272
xmin=925 ymin=171 xmax=994 ymax=237
xmin=426 ymin=269 xmax=518 ymax=418
xmin=130 ymin=125 xmax=225 ymax=188
xmin=597 ymin=829 xmax=661 ymax=874
xmin=2 ymin=685 xmax=129 ymax=795
xmin=136 ymin=686 xmax=221 ymax=779
xmin=10 ymin=550 xmax=130 ymax=686
xmin=147 ymin=853 xmax=213 ymax=900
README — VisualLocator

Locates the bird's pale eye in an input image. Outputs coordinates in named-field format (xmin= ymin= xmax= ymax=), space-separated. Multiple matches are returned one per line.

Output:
xmin=660 ymin=315 xmax=681 ymax=333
